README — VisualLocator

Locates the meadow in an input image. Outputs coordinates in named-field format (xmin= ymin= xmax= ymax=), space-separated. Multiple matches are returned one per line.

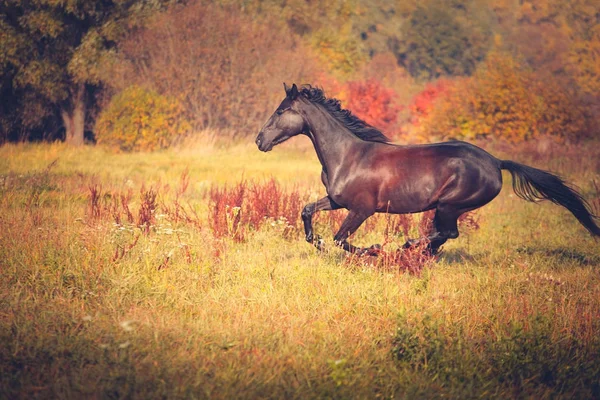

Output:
xmin=1 ymin=138 xmax=599 ymax=399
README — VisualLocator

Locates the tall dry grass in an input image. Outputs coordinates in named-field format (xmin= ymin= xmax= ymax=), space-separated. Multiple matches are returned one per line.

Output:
xmin=1 ymin=140 xmax=599 ymax=398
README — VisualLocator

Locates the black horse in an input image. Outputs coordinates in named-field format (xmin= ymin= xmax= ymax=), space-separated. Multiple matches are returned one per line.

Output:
xmin=255 ymin=83 xmax=600 ymax=255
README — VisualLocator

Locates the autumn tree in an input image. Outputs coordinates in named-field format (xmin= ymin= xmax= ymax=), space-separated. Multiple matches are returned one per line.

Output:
xmin=418 ymin=52 xmax=587 ymax=143
xmin=407 ymin=79 xmax=451 ymax=128
xmin=0 ymin=0 xmax=169 ymax=145
xmin=564 ymin=0 xmax=600 ymax=96
xmin=351 ymin=0 xmax=422 ymax=67
xmin=233 ymin=0 xmax=365 ymax=76
xmin=392 ymin=0 xmax=492 ymax=80
xmin=109 ymin=2 xmax=321 ymax=135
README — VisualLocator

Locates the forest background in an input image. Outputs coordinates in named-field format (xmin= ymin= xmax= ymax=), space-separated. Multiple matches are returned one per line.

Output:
xmin=1 ymin=0 xmax=599 ymax=148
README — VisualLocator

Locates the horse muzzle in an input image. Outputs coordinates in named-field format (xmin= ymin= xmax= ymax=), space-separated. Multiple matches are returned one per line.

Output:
xmin=255 ymin=132 xmax=273 ymax=152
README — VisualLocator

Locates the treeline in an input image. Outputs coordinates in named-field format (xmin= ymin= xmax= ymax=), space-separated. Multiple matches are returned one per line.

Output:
xmin=1 ymin=0 xmax=598 ymax=149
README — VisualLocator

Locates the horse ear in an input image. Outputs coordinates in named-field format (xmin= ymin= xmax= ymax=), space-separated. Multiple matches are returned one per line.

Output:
xmin=288 ymin=83 xmax=299 ymax=100
xmin=283 ymin=82 xmax=290 ymax=94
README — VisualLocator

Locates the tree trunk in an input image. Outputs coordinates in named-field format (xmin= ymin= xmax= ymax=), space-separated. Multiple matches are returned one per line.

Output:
xmin=62 ymin=83 xmax=86 ymax=146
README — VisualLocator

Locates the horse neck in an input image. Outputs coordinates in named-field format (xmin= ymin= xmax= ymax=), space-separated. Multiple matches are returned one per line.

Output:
xmin=297 ymin=99 xmax=363 ymax=173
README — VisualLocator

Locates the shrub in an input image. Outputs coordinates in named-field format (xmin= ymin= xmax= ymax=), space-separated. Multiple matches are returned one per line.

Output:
xmin=337 ymin=78 xmax=402 ymax=135
xmin=310 ymin=26 xmax=367 ymax=75
xmin=417 ymin=52 xmax=587 ymax=143
xmin=95 ymin=85 xmax=191 ymax=151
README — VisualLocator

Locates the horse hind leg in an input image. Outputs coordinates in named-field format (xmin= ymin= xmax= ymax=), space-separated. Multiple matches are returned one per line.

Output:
xmin=403 ymin=205 xmax=461 ymax=255
xmin=429 ymin=206 xmax=461 ymax=254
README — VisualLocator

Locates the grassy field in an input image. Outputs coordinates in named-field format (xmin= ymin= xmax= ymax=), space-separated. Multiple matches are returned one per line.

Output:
xmin=1 ymin=140 xmax=599 ymax=399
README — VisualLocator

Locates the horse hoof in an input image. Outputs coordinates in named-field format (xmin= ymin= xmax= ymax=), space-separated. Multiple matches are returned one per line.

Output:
xmin=315 ymin=238 xmax=325 ymax=251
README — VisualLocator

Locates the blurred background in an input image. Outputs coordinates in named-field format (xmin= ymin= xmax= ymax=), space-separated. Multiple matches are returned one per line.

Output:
xmin=1 ymin=0 xmax=599 ymax=149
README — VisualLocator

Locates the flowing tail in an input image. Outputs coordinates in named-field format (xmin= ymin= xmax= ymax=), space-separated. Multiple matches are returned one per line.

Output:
xmin=500 ymin=160 xmax=600 ymax=236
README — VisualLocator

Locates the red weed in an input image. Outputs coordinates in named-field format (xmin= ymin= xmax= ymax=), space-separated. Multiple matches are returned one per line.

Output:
xmin=112 ymin=234 xmax=140 ymax=262
xmin=120 ymin=190 xmax=135 ymax=224
xmin=458 ymin=211 xmax=480 ymax=232
xmin=208 ymin=181 xmax=246 ymax=241
xmin=208 ymin=179 xmax=303 ymax=241
xmin=88 ymin=184 xmax=103 ymax=221
xmin=138 ymin=185 xmax=158 ymax=235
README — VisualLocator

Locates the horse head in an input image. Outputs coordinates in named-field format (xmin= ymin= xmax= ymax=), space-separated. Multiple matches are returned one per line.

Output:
xmin=255 ymin=83 xmax=307 ymax=152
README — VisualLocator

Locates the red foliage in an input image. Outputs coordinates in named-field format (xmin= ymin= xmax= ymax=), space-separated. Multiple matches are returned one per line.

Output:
xmin=246 ymin=179 xmax=303 ymax=231
xmin=408 ymin=79 xmax=452 ymax=127
xmin=88 ymin=184 xmax=102 ymax=221
xmin=314 ymin=209 xmax=346 ymax=234
xmin=87 ymin=184 xmax=134 ymax=227
xmin=208 ymin=181 xmax=247 ymax=241
xmin=208 ymin=179 xmax=304 ymax=241
xmin=458 ymin=211 xmax=480 ymax=232
xmin=341 ymin=208 xmax=480 ymax=275
xmin=162 ymin=170 xmax=202 ymax=229
xmin=378 ymin=243 xmax=438 ymax=275
xmin=341 ymin=79 xmax=402 ymax=134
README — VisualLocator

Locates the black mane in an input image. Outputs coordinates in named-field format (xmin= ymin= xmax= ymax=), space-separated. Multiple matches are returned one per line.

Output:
xmin=299 ymin=85 xmax=392 ymax=143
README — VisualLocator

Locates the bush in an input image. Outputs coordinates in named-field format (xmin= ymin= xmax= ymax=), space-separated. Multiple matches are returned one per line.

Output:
xmin=95 ymin=86 xmax=190 ymax=152
xmin=416 ymin=53 xmax=587 ymax=143
xmin=337 ymin=78 xmax=402 ymax=136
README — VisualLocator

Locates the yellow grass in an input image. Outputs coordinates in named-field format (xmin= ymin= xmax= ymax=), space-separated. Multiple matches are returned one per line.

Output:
xmin=1 ymin=140 xmax=599 ymax=399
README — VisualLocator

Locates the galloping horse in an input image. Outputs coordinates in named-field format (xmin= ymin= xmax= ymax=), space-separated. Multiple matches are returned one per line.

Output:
xmin=255 ymin=84 xmax=600 ymax=255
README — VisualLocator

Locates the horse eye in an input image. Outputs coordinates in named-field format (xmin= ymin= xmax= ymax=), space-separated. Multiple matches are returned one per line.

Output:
xmin=276 ymin=109 xmax=284 ymax=115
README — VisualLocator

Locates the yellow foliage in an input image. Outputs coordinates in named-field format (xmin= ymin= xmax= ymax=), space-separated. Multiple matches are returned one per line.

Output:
xmin=95 ymin=86 xmax=191 ymax=152
xmin=419 ymin=52 xmax=587 ymax=143
xmin=310 ymin=23 xmax=367 ymax=75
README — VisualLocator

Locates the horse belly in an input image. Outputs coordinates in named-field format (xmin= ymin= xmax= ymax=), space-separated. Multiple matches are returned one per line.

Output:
xmin=374 ymin=172 xmax=443 ymax=214
xmin=376 ymin=189 xmax=436 ymax=214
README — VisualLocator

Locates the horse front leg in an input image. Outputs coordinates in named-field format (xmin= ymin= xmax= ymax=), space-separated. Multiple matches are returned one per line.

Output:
xmin=302 ymin=196 xmax=341 ymax=250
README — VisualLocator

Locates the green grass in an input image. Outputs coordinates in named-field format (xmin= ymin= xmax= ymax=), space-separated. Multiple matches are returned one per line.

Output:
xmin=1 ymin=141 xmax=599 ymax=399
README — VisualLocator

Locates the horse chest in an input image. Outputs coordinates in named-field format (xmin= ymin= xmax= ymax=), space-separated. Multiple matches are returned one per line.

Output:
xmin=324 ymin=174 xmax=366 ymax=208
xmin=322 ymin=171 xmax=345 ymax=205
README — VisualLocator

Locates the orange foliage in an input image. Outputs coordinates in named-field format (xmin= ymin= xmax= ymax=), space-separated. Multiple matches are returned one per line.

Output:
xmin=408 ymin=79 xmax=452 ymax=127
xmin=417 ymin=52 xmax=587 ymax=143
